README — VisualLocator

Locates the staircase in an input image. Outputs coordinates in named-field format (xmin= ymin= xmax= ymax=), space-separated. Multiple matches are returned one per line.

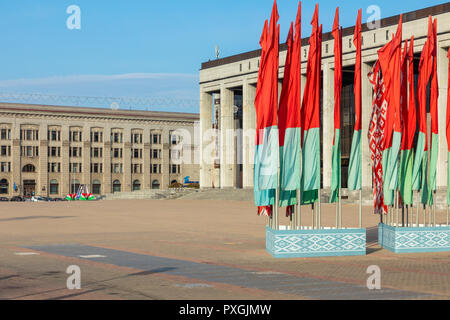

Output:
xmin=103 ymin=188 xmax=196 ymax=200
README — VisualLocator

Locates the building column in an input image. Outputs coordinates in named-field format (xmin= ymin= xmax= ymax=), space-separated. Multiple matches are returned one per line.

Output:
xmin=322 ymin=63 xmax=334 ymax=189
xmin=200 ymin=89 xmax=213 ymax=189
xmin=61 ymin=126 xmax=70 ymax=195
xmin=361 ymin=61 xmax=373 ymax=190
xmin=11 ymin=121 xmax=21 ymax=196
xmin=242 ymin=79 xmax=256 ymax=189
xmin=143 ymin=128 xmax=151 ymax=190
xmin=38 ymin=129 xmax=49 ymax=197
xmin=161 ymin=127 xmax=170 ymax=189
xmin=123 ymin=139 xmax=132 ymax=193
xmin=103 ymin=126 xmax=112 ymax=194
xmin=220 ymin=84 xmax=235 ymax=189
xmin=82 ymin=126 xmax=91 ymax=193
xmin=437 ymin=46 xmax=449 ymax=190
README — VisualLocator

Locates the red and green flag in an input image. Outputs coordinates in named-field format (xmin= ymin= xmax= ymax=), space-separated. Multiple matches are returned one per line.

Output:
xmin=412 ymin=16 xmax=434 ymax=205
xmin=447 ymin=47 xmax=450 ymax=206
xmin=399 ymin=37 xmax=417 ymax=206
xmin=254 ymin=1 xmax=280 ymax=215
xmin=427 ymin=18 xmax=439 ymax=206
xmin=330 ymin=7 xmax=342 ymax=203
xmin=377 ymin=15 xmax=403 ymax=206
xmin=348 ymin=9 xmax=362 ymax=191
xmin=301 ymin=4 xmax=321 ymax=204
xmin=278 ymin=2 xmax=301 ymax=209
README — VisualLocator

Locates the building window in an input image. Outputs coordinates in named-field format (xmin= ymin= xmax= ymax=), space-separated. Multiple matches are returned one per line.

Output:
xmin=91 ymin=131 xmax=103 ymax=143
xmin=91 ymin=163 xmax=103 ymax=173
xmin=171 ymin=165 xmax=180 ymax=174
xmin=0 ymin=179 xmax=8 ymax=194
xmin=152 ymin=164 xmax=161 ymax=174
xmin=152 ymin=180 xmax=160 ymax=190
xmin=112 ymin=163 xmax=122 ymax=173
xmin=133 ymin=149 xmax=142 ymax=159
xmin=112 ymin=132 xmax=123 ymax=143
xmin=92 ymin=180 xmax=101 ymax=195
xmin=50 ymin=180 xmax=59 ymax=195
xmin=48 ymin=147 xmax=61 ymax=158
xmin=0 ymin=145 xmax=11 ymax=157
xmin=48 ymin=163 xmax=60 ymax=173
xmin=48 ymin=130 xmax=61 ymax=141
xmin=22 ymin=164 xmax=36 ymax=173
xmin=113 ymin=180 xmax=121 ymax=193
xmin=0 ymin=129 xmax=11 ymax=140
xmin=132 ymin=164 xmax=142 ymax=174
xmin=132 ymin=133 xmax=142 ymax=144
xmin=70 ymin=131 xmax=82 ymax=142
xmin=132 ymin=180 xmax=141 ymax=191
xmin=113 ymin=148 xmax=122 ymax=158
xmin=152 ymin=134 xmax=161 ymax=144
xmin=71 ymin=179 xmax=80 ymax=193
xmin=70 ymin=163 xmax=82 ymax=173
xmin=1 ymin=162 xmax=10 ymax=173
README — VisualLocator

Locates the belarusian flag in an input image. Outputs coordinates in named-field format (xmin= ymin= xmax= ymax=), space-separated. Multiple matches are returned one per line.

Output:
xmin=348 ymin=9 xmax=362 ymax=191
xmin=377 ymin=15 xmax=403 ymax=206
xmin=412 ymin=16 xmax=434 ymax=205
xmin=330 ymin=7 xmax=342 ymax=204
xmin=368 ymin=61 xmax=388 ymax=215
xmin=447 ymin=47 xmax=450 ymax=206
xmin=254 ymin=1 xmax=280 ymax=215
xmin=399 ymin=37 xmax=416 ymax=206
xmin=278 ymin=3 xmax=301 ymax=209
xmin=301 ymin=4 xmax=321 ymax=204
xmin=427 ymin=18 xmax=438 ymax=206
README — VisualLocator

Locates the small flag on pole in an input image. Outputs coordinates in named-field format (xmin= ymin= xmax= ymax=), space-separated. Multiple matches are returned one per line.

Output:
xmin=377 ymin=15 xmax=403 ymax=206
xmin=254 ymin=1 xmax=280 ymax=215
xmin=348 ymin=9 xmax=362 ymax=192
xmin=412 ymin=16 xmax=434 ymax=205
xmin=399 ymin=38 xmax=416 ymax=206
xmin=278 ymin=2 xmax=302 ymax=210
xmin=447 ymin=47 xmax=450 ymax=206
xmin=427 ymin=18 xmax=439 ymax=206
xmin=301 ymin=4 xmax=321 ymax=204
xmin=330 ymin=7 xmax=342 ymax=204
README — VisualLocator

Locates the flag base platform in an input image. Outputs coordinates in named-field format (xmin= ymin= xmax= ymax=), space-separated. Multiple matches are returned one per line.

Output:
xmin=266 ymin=226 xmax=366 ymax=258
xmin=378 ymin=223 xmax=450 ymax=254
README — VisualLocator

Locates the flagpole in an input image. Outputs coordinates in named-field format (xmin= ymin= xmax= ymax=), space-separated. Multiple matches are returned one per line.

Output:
xmin=416 ymin=192 xmax=420 ymax=227
xmin=297 ymin=190 xmax=301 ymax=230
xmin=318 ymin=189 xmax=321 ymax=229
xmin=433 ymin=191 xmax=436 ymax=227
xmin=359 ymin=189 xmax=362 ymax=228
xmin=311 ymin=203 xmax=315 ymax=230
xmin=447 ymin=205 xmax=449 ymax=226
xmin=336 ymin=190 xmax=339 ymax=229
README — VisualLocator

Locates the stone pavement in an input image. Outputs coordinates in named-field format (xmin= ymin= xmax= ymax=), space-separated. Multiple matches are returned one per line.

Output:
xmin=0 ymin=200 xmax=448 ymax=300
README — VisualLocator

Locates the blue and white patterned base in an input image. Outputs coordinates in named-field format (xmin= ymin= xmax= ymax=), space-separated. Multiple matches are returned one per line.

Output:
xmin=266 ymin=227 xmax=366 ymax=258
xmin=378 ymin=223 xmax=450 ymax=253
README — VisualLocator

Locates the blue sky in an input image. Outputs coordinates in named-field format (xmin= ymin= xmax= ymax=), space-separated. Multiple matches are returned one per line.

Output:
xmin=0 ymin=0 xmax=444 ymax=112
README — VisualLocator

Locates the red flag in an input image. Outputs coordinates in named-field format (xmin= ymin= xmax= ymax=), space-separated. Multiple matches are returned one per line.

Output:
xmin=332 ymin=8 xmax=342 ymax=135
xmin=430 ymin=19 xmax=439 ymax=137
xmin=400 ymin=39 xmax=409 ymax=151
xmin=353 ymin=9 xmax=362 ymax=132
xmin=377 ymin=15 xmax=402 ymax=153
xmin=447 ymin=47 xmax=450 ymax=152
xmin=404 ymin=37 xmax=417 ymax=151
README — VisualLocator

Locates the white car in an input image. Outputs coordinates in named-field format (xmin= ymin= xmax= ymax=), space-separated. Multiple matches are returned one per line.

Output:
xmin=31 ymin=196 xmax=46 ymax=202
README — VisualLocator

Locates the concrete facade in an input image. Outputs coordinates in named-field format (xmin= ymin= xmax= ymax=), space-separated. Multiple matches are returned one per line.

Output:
xmin=199 ymin=4 xmax=450 ymax=197
xmin=0 ymin=103 xmax=199 ymax=198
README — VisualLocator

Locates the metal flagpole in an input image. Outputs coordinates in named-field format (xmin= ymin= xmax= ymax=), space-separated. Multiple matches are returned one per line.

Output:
xmin=396 ymin=192 xmax=399 ymax=227
xmin=416 ymin=192 xmax=420 ymax=227
xmin=402 ymin=205 xmax=405 ymax=227
xmin=318 ymin=189 xmax=321 ymax=229
xmin=447 ymin=205 xmax=449 ymax=226
xmin=311 ymin=203 xmax=315 ymax=230
xmin=298 ymin=190 xmax=302 ymax=230
xmin=336 ymin=189 xmax=339 ymax=229
xmin=340 ymin=190 xmax=343 ymax=229
xmin=359 ymin=189 xmax=362 ymax=228
xmin=433 ymin=191 xmax=436 ymax=227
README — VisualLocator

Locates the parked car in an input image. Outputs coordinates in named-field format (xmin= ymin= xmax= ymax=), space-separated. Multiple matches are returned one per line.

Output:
xmin=0 ymin=197 xmax=9 ymax=202
xmin=10 ymin=196 xmax=24 ymax=202
xmin=54 ymin=198 xmax=67 ymax=202
xmin=31 ymin=196 xmax=46 ymax=202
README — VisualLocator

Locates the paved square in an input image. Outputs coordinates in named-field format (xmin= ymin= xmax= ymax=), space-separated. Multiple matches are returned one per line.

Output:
xmin=0 ymin=200 xmax=448 ymax=300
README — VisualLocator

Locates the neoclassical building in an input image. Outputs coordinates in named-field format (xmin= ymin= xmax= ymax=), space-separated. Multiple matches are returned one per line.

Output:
xmin=199 ymin=3 xmax=450 ymax=198
xmin=0 ymin=102 xmax=199 ymax=197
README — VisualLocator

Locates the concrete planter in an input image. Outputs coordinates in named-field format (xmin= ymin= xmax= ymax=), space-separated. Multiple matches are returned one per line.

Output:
xmin=378 ymin=223 xmax=450 ymax=253
xmin=266 ymin=226 xmax=366 ymax=258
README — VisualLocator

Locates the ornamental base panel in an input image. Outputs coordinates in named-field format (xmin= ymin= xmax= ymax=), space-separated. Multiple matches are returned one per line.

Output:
xmin=266 ymin=227 xmax=366 ymax=258
xmin=378 ymin=223 xmax=450 ymax=253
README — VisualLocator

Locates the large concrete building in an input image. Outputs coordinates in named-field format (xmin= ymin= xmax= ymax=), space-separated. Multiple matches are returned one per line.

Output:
xmin=199 ymin=3 xmax=450 ymax=199
xmin=0 ymin=103 xmax=199 ymax=198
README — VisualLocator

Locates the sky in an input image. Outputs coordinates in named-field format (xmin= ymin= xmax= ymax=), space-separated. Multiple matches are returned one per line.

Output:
xmin=0 ymin=0 xmax=444 ymax=113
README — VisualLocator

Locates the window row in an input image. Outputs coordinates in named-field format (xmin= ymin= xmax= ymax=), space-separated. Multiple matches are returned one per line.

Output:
xmin=21 ymin=146 xmax=39 ymax=157
xmin=20 ymin=129 xmax=39 ymax=141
